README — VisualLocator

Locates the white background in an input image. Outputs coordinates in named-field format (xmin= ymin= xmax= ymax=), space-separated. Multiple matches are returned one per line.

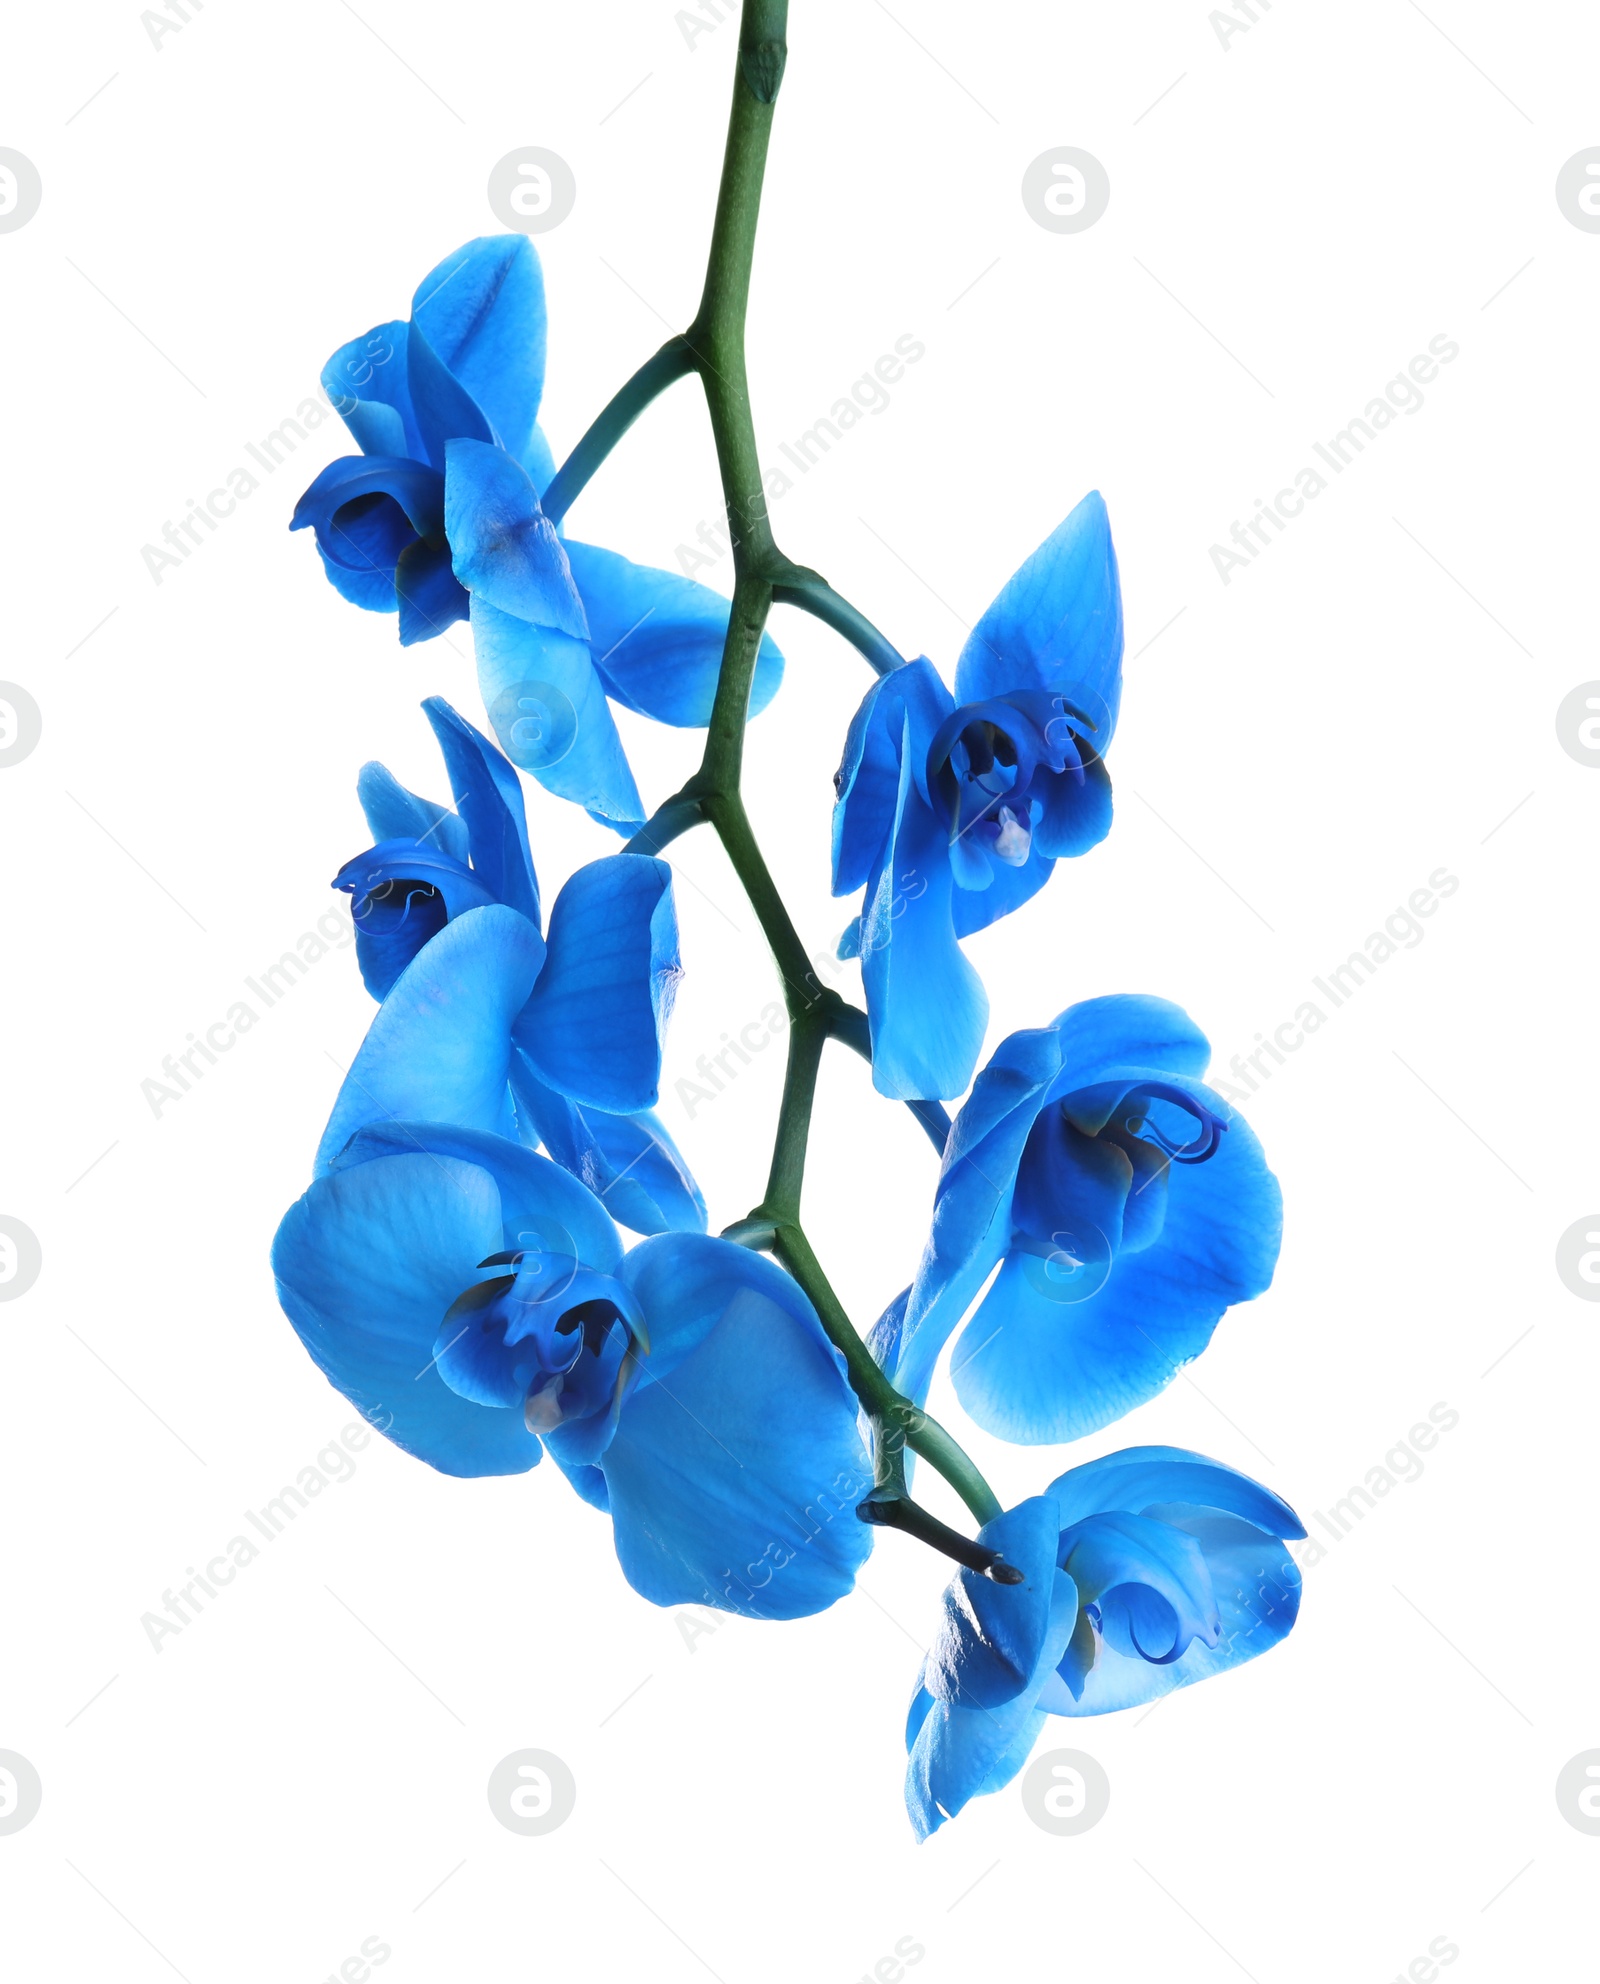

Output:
xmin=3 ymin=1 xmax=1597 ymax=1977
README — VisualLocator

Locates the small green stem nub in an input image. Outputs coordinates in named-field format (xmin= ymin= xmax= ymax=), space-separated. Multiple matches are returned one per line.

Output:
xmin=858 ymin=1497 xmax=1024 ymax=1583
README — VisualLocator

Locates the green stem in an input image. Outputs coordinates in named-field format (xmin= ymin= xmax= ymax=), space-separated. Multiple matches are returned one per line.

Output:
xmin=541 ymin=16 xmax=896 ymax=683
xmin=684 ymin=0 xmax=787 ymax=576
xmin=773 ymin=1223 xmax=1001 ymax=1530
xmin=764 ymin=1007 xmax=825 ymax=1215
xmin=541 ymin=337 xmax=696 ymax=528
xmin=555 ymin=0 xmax=1005 ymax=1560
xmin=708 ymin=794 xmax=825 ymax=1015
xmin=700 ymin=574 xmax=778 ymax=804
xmin=670 ymin=0 xmax=1006 ymax=1544
xmin=736 ymin=990 xmax=997 ymax=1531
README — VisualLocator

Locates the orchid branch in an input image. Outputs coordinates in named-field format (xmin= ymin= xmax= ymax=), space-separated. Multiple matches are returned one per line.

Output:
xmin=561 ymin=0 xmax=1011 ymax=1573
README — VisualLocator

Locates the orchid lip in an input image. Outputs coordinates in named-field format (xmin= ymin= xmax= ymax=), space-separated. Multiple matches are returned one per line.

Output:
xmin=477 ymin=1249 xmax=651 ymax=1356
xmin=1119 ymin=1084 xmax=1226 ymax=1165
xmin=927 ymin=693 xmax=1103 ymax=863
xmin=354 ymin=876 xmax=442 ymax=923
xmin=432 ymin=1253 xmax=649 ymax=1421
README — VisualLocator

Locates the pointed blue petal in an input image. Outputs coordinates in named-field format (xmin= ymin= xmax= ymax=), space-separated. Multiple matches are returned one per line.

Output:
xmin=1045 ymin=1444 xmax=1306 ymax=1540
xmin=569 ymin=1106 xmax=707 ymax=1235
xmin=471 ymin=600 xmax=645 ymax=834
xmin=406 ymin=321 xmax=493 ymax=469
xmin=421 ymin=696 xmax=539 ymax=926
xmin=444 ymin=440 xmax=588 ymax=636
xmin=272 ymin=1151 xmax=543 ymax=1478
xmin=564 ymin=540 xmax=784 ymax=726
xmin=923 ymin=1496 xmax=1063 ymax=1708
xmin=906 ymin=1697 xmax=1049 ymax=1843
xmin=600 ymin=1236 xmax=873 ymax=1617
xmin=515 ymin=855 xmax=678 ymax=1114
xmin=321 ymin=320 xmax=421 ymax=461
xmin=859 ymin=727 xmax=987 ymax=1101
xmin=955 ymin=491 xmax=1124 ymax=747
xmin=893 ymin=1025 xmax=1063 ymax=1405
xmin=905 ymin=1558 xmax=1078 ymax=1839
xmin=1050 ymin=994 xmax=1213 ymax=1089
xmin=411 ymin=236 xmax=547 ymax=464
xmin=355 ymin=761 xmax=470 ymax=865
xmin=315 ymin=904 xmax=544 ymax=1171
xmin=510 ymin=1056 xmax=707 ymax=1237
xmin=832 ymin=658 xmax=954 ymax=897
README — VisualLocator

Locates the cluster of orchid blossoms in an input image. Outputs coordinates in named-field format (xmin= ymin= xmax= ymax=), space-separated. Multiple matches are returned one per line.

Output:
xmin=273 ymin=215 xmax=1300 ymax=1837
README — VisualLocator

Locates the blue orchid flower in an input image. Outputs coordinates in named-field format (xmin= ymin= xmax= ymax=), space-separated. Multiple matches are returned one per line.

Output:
xmin=904 ymin=1448 xmax=1303 ymax=1837
xmin=331 ymin=711 xmax=704 ymax=1239
xmin=290 ymin=234 xmax=783 ymax=833
xmin=832 ymin=491 xmax=1123 ymax=1101
xmin=273 ymin=973 xmax=873 ymax=1614
xmin=875 ymin=995 xmax=1281 ymax=1444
